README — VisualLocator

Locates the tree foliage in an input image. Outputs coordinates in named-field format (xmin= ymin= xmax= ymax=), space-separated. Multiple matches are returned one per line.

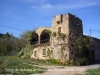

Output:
xmin=18 ymin=44 xmax=33 ymax=59
xmin=20 ymin=30 xmax=33 ymax=44
xmin=0 ymin=32 xmax=23 ymax=56
xmin=18 ymin=30 xmax=33 ymax=58
xmin=72 ymin=36 xmax=91 ymax=65
xmin=52 ymin=32 xmax=56 ymax=37
xmin=0 ymin=30 xmax=34 ymax=57
xmin=58 ymin=32 xmax=66 ymax=40
xmin=45 ymin=29 xmax=52 ymax=35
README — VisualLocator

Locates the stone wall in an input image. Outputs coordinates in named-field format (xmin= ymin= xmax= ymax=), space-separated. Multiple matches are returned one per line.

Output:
xmin=31 ymin=13 xmax=83 ymax=61
xmin=51 ymin=13 xmax=70 ymax=60
xmin=90 ymin=37 xmax=100 ymax=63
xmin=67 ymin=13 xmax=83 ymax=60
xmin=31 ymin=12 xmax=100 ymax=63
xmin=31 ymin=46 xmax=51 ymax=59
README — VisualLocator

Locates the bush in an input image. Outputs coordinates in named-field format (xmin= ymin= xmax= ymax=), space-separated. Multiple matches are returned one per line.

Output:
xmin=64 ymin=60 xmax=69 ymax=64
xmin=18 ymin=44 xmax=32 ymax=59
xmin=56 ymin=59 xmax=62 ymax=64
xmin=45 ymin=29 xmax=52 ymax=35
xmin=52 ymin=32 xmax=56 ymax=37
xmin=75 ymin=58 xmax=90 ymax=66
xmin=50 ymin=59 xmax=57 ymax=64
xmin=12 ymin=56 xmax=18 ymax=59
xmin=22 ymin=55 xmax=30 ymax=59
xmin=58 ymin=32 xmax=66 ymax=39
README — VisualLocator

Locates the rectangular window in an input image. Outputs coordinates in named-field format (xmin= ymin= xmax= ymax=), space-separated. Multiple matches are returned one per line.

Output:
xmin=34 ymin=51 xmax=37 ymax=57
xmin=43 ymin=49 xmax=46 ymax=55
xmin=58 ymin=27 xmax=61 ymax=33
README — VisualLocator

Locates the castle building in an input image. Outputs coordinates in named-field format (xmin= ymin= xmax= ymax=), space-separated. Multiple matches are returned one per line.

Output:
xmin=31 ymin=13 xmax=100 ymax=63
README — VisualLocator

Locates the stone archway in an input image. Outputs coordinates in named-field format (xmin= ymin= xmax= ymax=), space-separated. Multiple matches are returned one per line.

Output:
xmin=30 ymin=32 xmax=39 ymax=45
xmin=40 ymin=30 xmax=50 ymax=44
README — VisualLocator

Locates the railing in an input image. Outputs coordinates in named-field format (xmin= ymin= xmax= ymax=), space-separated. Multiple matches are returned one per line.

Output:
xmin=40 ymin=39 xmax=50 ymax=44
xmin=31 ymin=41 xmax=38 ymax=45
xmin=31 ymin=39 xmax=50 ymax=47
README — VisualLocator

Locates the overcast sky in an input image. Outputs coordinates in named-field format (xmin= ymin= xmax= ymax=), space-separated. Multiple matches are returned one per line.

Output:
xmin=0 ymin=0 xmax=100 ymax=38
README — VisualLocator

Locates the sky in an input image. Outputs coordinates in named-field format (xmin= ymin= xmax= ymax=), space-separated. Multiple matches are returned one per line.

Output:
xmin=0 ymin=0 xmax=100 ymax=38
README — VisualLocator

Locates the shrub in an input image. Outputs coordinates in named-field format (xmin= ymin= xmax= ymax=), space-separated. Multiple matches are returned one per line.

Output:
xmin=18 ymin=44 xmax=32 ymax=59
xmin=75 ymin=58 xmax=89 ymax=66
xmin=52 ymin=32 xmax=56 ymax=37
xmin=12 ymin=56 xmax=18 ymax=59
xmin=58 ymin=32 xmax=66 ymax=39
xmin=50 ymin=59 xmax=57 ymax=64
xmin=56 ymin=59 xmax=62 ymax=64
xmin=45 ymin=29 xmax=52 ymax=35
xmin=22 ymin=55 xmax=30 ymax=59
xmin=64 ymin=60 xmax=69 ymax=64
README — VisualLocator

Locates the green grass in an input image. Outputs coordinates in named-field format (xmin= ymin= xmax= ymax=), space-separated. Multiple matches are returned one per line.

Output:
xmin=0 ymin=56 xmax=47 ymax=75
xmin=76 ymin=67 xmax=100 ymax=75
xmin=85 ymin=67 xmax=100 ymax=75
xmin=21 ymin=59 xmax=72 ymax=66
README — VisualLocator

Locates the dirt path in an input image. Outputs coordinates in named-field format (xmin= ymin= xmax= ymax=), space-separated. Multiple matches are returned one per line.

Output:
xmin=31 ymin=64 xmax=100 ymax=75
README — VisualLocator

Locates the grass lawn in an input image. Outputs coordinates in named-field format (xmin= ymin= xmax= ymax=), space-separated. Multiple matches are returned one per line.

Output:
xmin=85 ymin=67 xmax=100 ymax=75
xmin=20 ymin=59 xmax=72 ymax=66
xmin=76 ymin=67 xmax=100 ymax=75
xmin=0 ymin=56 xmax=47 ymax=75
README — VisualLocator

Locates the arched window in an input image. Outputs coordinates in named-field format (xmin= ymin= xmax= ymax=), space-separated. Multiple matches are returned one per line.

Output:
xmin=40 ymin=30 xmax=50 ymax=44
xmin=30 ymin=32 xmax=38 ymax=45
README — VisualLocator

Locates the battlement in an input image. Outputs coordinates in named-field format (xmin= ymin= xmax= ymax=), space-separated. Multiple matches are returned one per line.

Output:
xmin=52 ymin=12 xmax=83 ymax=35
xmin=52 ymin=14 xmax=63 ymax=24
xmin=67 ymin=13 xmax=82 ymax=23
xmin=52 ymin=13 xmax=82 ymax=24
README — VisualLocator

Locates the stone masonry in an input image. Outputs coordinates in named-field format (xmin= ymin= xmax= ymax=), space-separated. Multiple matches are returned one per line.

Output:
xmin=31 ymin=12 xmax=100 ymax=62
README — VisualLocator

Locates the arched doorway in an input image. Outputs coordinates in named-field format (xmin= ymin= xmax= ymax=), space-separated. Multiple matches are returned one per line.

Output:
xmin=40 ymin=30 xmax=50 ymax=44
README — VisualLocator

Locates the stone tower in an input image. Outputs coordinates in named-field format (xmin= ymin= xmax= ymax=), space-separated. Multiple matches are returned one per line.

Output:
xmin=51 ymin=13 xmax=83 ymax=60
xmin=52 ymin=13 xmax=83 ymax=37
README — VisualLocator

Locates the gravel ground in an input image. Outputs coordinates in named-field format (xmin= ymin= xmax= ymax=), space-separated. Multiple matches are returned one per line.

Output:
xmin=31 ymin=64 xmax=100 ymax=75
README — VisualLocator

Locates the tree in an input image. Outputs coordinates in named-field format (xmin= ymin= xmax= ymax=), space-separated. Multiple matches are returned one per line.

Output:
xmin=18 ymin=44 xmax=33 ymax=59
xmin=18 ymin=30 xmax=33 ymax=58
xmin=20 ymin=30 xmax=33 ymax=44
xmin=0 ymin=32 xmax=23 ymax=56
xmin=73 ymin=36 xmax=91 ymax=65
